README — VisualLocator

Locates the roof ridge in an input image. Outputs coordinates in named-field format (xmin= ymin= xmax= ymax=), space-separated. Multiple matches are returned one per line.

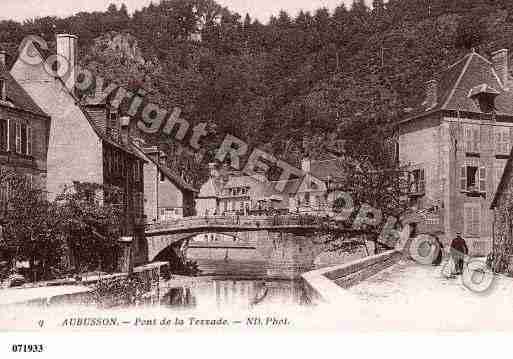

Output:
xmin=441 ymin=52 xmax=474 ymax=109
xmin=130 ymin=138 xmax=198 ymax=193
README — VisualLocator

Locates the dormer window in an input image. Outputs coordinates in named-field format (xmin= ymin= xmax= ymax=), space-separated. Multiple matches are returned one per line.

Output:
xmin=468 ymin=83 xmax=499 ymax=113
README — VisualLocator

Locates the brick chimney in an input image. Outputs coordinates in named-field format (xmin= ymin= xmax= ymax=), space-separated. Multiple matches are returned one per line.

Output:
xmin=120 ymin=116 xmax=130 ymax=145
xmin=424 ymin=79 xmax=438 ymax=109
xmin=492 ymin=49 xmax=509 ymax=89
xmin=56 ymin=34 xmax=77 ymax=90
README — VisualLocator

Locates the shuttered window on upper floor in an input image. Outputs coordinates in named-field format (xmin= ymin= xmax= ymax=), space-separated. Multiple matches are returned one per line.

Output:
xmin=495 ymin=127 xmax=511 ymax=155
xmin=463 ymin=125 xmax=480 ymax=153
xmin=14 ymin=122 xmax=32 ymax=156
xmin=460 ymin=162 xmax=485 ymax=193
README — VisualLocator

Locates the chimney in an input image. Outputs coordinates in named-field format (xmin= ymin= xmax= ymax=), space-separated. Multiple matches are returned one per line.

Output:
xmin=208 ymin=162 xmax=218 ymax=178
xmin=492 ymin=49 xmax=509 ymax=89
xmin=425 ymin=79 xmax=438 ymax=109
xmin=56 ymin=34 xmax=77 ymax=90
xmin=120 ymin=116 xmax=130 ymax=145
xmin=301 ymin=157 xmax=311 ymax=173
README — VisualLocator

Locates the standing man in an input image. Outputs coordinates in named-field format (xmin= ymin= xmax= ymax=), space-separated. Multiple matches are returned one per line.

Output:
xmin=450 ymin=232 xmax=468 ymax=275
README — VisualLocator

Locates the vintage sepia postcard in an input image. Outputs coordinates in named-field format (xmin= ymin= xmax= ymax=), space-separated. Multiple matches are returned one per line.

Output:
xmin=1 ymin=1 xmax=513 ymax=347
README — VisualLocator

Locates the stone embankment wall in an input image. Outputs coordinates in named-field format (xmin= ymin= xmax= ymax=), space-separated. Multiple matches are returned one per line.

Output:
xmin=302 ymin=221 xmax=414 ymax=303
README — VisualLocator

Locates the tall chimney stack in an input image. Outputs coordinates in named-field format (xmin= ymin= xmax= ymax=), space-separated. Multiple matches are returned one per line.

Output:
xmin=56 ymin=34 xmax=77 ymax=91
xmin=492 ymin=49 xmax=509 ymax=89
xmin=424 ymin=79 xmax=438 ymax=109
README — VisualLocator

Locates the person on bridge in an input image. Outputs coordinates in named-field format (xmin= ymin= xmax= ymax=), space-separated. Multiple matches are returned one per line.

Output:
xmin=450 ymin=232 xmax=468 ymax=275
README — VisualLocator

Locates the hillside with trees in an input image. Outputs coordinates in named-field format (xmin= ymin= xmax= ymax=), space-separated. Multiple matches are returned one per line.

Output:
xmin=2 ymin=0 xmax=513 ymax=186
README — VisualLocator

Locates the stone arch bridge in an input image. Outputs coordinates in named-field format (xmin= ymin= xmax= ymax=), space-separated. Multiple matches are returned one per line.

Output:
xmin=144 ymin=215 xmax=404 ymax=278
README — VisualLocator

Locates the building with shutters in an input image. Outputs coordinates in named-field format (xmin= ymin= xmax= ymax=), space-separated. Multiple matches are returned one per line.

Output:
xmin=397 ymin=48 xmax=513 ymax=256
xmin=9 ymin=34 xmax=147 ymax=268
xmin=0 ymin=50 xmax=50 ymax=260
xmin=131 ymin=138 xmax=197 ymax=223
xmin=0 ymin=50 xmax=49 ymax=191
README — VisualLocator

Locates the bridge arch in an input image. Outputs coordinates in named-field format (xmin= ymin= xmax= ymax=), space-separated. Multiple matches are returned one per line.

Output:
xmin=147 ymin=230 xmax=251 ymax=263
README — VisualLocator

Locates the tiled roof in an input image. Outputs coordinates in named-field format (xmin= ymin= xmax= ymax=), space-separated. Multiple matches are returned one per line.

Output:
xmin=310 ymin=158 xmax=347 ymax=181
xmin=130 ymin=140 xmax=198 ymax=193
xmin=80 ymin=103 xmax=145 ymax=161
xmin=0 ymin=61 xmax=48 ymax=117
xmin=400 ymin=50 xmax=513 ymax=123
xmin=23 ymin=42 xmax=144 ymax=160
xmin=266 ymin=178 xmax=303 ymax=196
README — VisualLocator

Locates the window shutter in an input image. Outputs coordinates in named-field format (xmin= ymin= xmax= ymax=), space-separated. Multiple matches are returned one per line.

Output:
xmin=460 ymin=166 xmax=467 ymax=191
xmin=473 ymin=128 xmax=479 ymax=152
xmin=14 ymin=123 xmax=20 ymax=153
xmin=420 ymin=168 xmax=425 ymax=193
xmin=5 ymin=119 xmax=9 ymax=152
xmin=479 ymin=166 xmax=486 ymax=192
xmin=27 ymin=126 xmax=32 ymax=155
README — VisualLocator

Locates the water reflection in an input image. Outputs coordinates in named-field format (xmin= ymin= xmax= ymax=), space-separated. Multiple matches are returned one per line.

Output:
xmin=162 ymin=278 xmax=311 ymax=310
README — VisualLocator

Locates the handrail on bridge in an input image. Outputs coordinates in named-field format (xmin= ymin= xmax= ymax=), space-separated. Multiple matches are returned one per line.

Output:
xmin=145 ymin=214 xmax=329 ymax=232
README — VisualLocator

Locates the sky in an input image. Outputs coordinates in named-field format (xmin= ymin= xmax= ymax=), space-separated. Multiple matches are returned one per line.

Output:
xmin=0 ymin=0 xmax=353 ymax=23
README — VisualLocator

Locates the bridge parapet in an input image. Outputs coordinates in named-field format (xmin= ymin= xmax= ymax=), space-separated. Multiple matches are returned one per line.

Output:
xmin=146 ymin=215 xmax=329 ymax=234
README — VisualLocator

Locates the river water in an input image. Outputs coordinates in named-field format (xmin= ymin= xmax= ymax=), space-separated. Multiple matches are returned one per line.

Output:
xmin=161 ymin=259 xmax=312 ymax=310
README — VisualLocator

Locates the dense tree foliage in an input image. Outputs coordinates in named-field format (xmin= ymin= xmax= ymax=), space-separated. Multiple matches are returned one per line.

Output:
xmin=0 ymin=177 xmax=124 ymax=282
xmin=2 ymin=0 xmax=513 ymax=188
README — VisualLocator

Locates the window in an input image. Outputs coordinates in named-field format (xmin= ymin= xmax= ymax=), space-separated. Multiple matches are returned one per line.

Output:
xmin=15 ymin=123 xmax=21 ymax=153
xmin=133 ymin=161 xmax=139 ymax=183
xmin=14 ymin=124 xmax=32 ymax=156
xmin=107 ymin=110 xmax=118 ymax=137
xmin=460 ymin=164 xmax=486 ymax=192
xmin=0 ymin=79 xmax=5 ymax=100
xmin=0 ymin=120 xmax=6 ymax=151
xmin=495 ymin=128 xmax=510 ymax=155
xmin=463 ymin=125 xmax=480 ymax=153
xmin=304 ymin=192 xmax=310 ymax=206
xmin=411 ymin=168 xmax=425 ymax=194
xmin=26 ymin=126 xmax=32 ymax=155
xmin=464 ymin=203 xmax=480 ymax=237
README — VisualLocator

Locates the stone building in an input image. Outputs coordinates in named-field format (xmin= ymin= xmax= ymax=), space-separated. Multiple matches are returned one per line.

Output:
xmin=397 ymin=48 xmax=513 ymax=256
xmin=490 ymin=154 xmax=513 ymax=272
xmin=195 ymin=158 xmax=346 ymax=216
xmin=131 ymin=139 xmax=197 ymax=222
xmin=0 ymin=50 xmax=50 ymax=259
xmin=10 ymin=34 xmax=147 ymax=268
